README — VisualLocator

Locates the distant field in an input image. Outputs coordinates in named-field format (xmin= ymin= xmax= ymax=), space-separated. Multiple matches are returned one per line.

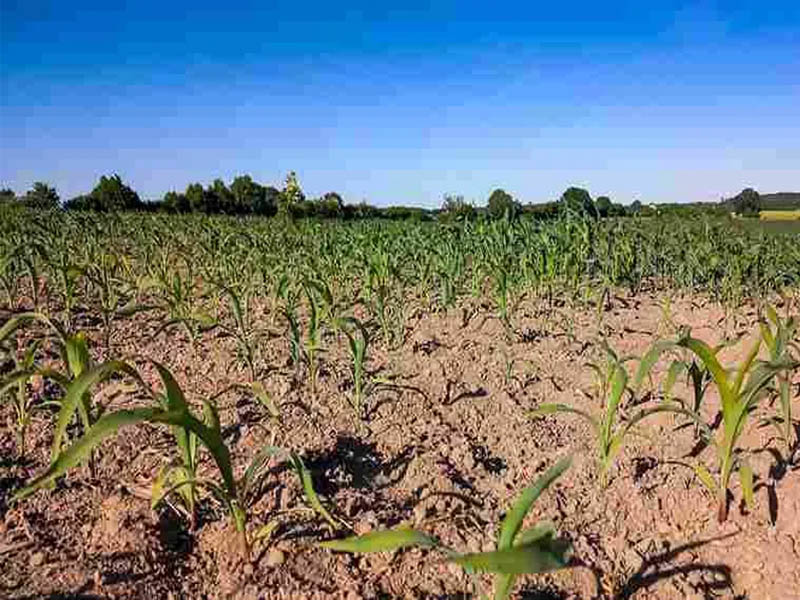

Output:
xmin=760 ymin=209 xmax=800 ymax=221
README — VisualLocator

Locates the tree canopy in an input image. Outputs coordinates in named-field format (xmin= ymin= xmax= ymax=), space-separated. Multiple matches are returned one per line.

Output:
xmin=66 ymin=174 xmax=141 ymax=212
xmin=731 ymin=188 xmax=761 ymax=217
xmin=559 ymin=187 xmax=597 ymax=219
xmin=487 ymin=188 xmax=520 ymax=220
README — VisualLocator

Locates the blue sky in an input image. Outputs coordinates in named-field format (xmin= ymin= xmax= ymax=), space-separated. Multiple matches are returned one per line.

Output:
xmin=1 ymin=1 xmax=798 ymax=207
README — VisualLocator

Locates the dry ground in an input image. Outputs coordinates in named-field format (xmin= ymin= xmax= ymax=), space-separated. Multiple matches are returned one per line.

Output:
xmin=1 ymin=291 xmax=799 ymax=600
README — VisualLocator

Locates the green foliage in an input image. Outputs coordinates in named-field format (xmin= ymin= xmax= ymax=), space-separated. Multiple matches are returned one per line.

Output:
xmin=439 ymin=194 xmax=476 ymax=222
xmin=487 ymin=188 xmax=520 ymax=220
xmin=66 ymin=174 xmax=142 ymax=212
xmin=531 ymin=343 xmax=658 ymax=486
xmin=24 ymin=182 xmax=60 ymax=210
xmin=730 ymin=188 xmax=761 ymax=217
xmin=12 ymin=358 xmax=339 ymax=556
xmin=637 ymin=323 xmax=798 ymax=521
xmin=759 ymin=306 xmax=799 ymax=459
xmin=559 ymin=187 xmax=597 ymax=219
xmin=319 ymin=457 xmax=573 ymax=599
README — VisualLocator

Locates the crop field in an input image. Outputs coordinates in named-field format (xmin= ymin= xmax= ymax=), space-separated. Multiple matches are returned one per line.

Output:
xmin=1 ymin=205 xmax=799 ymax=599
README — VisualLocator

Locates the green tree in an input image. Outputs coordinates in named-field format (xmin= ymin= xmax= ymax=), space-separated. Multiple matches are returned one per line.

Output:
xmin=439 ymin=194 xmax=475 ymax=222
xmin=255 ymin=186 xmax=280 ymax=216
xmin=314 ymin=192 xmax=344 ymax=218
xmin=731 ymin=188 xmax=761 ymax=217
xmin=230 ymin=175 xmax=262 ymax=214
xmin=23 ymin=182 xmax=60 ymax=210
xmin=162 ymin=190 xmax=190 ymax=213
xmin=0 ymin=188 xmax=17 ymax=203
xmin=559 ymin=187 xmax=597 ymax=219
xmin=71 ymin=174 xmax=141 ymax=212
xmin=208 ymin=179 xmax=233 ymax=214
xmin=487 ymin=188 xmax=520 ymax=220
xmin=595 ymin=195 xmax=612 ymax=218
xmin=185 ymin=183 xmax=206 ymax=212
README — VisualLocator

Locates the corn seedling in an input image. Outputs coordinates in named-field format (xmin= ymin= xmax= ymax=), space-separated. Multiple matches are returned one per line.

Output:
xmin=340 ymin=316 xmax=369 ymax=420
xmin=319 ymin=457 xmax=573 ymax=600
xmin=530 ymin=343 xmax=658 ymax=487
xmin=636 ymin=325 xmax=798 ymax=521
xmin=12 ymin=360 xmax=340 ymax=556
xmin=759 ymin=305 xmax=799 ymax=462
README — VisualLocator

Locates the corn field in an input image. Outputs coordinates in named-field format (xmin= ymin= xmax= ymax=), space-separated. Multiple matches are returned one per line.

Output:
xmin=1 ymin=203 xmax=800 ymax=599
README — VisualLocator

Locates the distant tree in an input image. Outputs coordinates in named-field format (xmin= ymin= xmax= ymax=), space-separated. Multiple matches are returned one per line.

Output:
xmin=346 ymin=201 xmax=380 ymax=220
xmin=314 ymin=192 xmax=344 ymax=218
xmin=278 ymin=171 xmax=305 ymax=218
xmin=487 ymin=188 xmax=520 ymax=220
xmin=162 ymin=190 xmax=190 ymax=213
xmin=23 ymin=182 xmax=60 ymax=210
xmin=522 ymin=201 xmax=559 ymax=220
xmin=440 ymin=194 xmax=476 ymax=222
xmin=208 ymin=179 xmax=234 ymax=214
xmin=595 ymin=195 xmax=612 ymax=218
xmin=629 ymin=200 xmax=643 ymax=215
xmin=229 ymin=175 xmax=263 ymax=214
xmin=731 ymin=188 xmax=761 ymax=217
xmin=185 ymin=183 xmax=206 ymax=212
xmin=559 ymin=187 xmax=597 ymax=219
xmin=0 ymin=188 xmax=17 ymax=203
xmin=255 ymin=186 xmax=280 ymax=216
xmin=68 ymin=174 xmax=141 ymax=212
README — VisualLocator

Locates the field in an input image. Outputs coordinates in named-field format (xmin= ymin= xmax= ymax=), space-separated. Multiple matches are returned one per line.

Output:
xmin=1 ymin=206 xmax=799 ymax=600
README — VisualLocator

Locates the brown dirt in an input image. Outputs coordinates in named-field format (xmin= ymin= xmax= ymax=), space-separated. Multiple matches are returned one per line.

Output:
xmin=1 ymin=291 xmax=799 ymax=599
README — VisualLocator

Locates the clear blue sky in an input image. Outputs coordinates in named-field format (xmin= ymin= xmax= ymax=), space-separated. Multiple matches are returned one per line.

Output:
xmin=1 ymin=1 xmax=798 ymax=207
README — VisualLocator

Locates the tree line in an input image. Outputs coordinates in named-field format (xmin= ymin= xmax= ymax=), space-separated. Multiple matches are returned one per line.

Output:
xmin=1 ymin=173 xmax=769 ymax=221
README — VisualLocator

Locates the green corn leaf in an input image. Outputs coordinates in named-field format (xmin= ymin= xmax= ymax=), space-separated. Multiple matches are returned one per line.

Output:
xmin=65 ymin=333 xmax=91 ymax=378
xmin=51 ymin=360 xmax=142 ymax=461
xmin=319 ymin=527 xmax=437 ymax=553
xmin=514 ymin=522 xmax=556 ymax=547
xmin=497 ymin=456 xmax=571 ymax=550
xmin=451 ymin=539 xmax=571 ymax=575
xmin=289 ymin=452 xmax=339 ymax=529
xmin=19 ymin=403 xmax=238 ymax=503
xmin=739 ymin=462 xmax=754 ymax=511
xmin=151 ymin=463 xmax=171 ymax=509
xmin=663 ymin=360 xmax=687 ymax=402
xmin=251 ymin=382 xmax=280 ymax=419
xmin=17 ymin=407 xmax=170 ymax=501
xmin=253 ymin=521 xmax=279 ymax=544
xmin=694 ymin=463 xmax=717 ymax=497
xmin=633 ymin=340 xmax=674 ymax=390
xmin=0 ymin=370 xmax=33 ymax=400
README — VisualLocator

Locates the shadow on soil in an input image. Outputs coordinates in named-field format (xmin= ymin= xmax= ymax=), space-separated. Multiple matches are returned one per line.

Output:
xmin=616 ymin=532 xmax=738 ymax=600
xmin=306 ymin=435 xmax=415 ymax=494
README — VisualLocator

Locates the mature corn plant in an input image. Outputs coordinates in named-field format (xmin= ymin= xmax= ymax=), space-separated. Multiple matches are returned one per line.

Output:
xmin=636 ymin=323 xmax=799 ymax=521
xmin=319 ymin=457 xmax=574 ymax=600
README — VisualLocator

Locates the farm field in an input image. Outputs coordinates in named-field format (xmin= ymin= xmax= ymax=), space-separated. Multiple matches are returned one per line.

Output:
xmin=1 ymin=207 xmax=800 ymax=600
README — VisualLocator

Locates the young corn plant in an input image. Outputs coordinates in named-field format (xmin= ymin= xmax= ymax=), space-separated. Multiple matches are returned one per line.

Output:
xmin=530 ymin=343 xmax=657 ymax=487
xmin=0 ymin=339 xmax=46 ymax=459
xmin=0 ymin=313 xmax=97 ymax=460
xmin=340 ymin=316 xmax=369 ymax=421
xmin=285 ymin=281 xmax=326 ymax=395
xmin=319 ymin=457 xmax=574 ymax=600
xmin=12 ymin=360 xmax=341 ymax=557
xmin=758 ymin=306 xmax=799 ymax=462
xmin=636 ymin=326 xmax=798 ymax=522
